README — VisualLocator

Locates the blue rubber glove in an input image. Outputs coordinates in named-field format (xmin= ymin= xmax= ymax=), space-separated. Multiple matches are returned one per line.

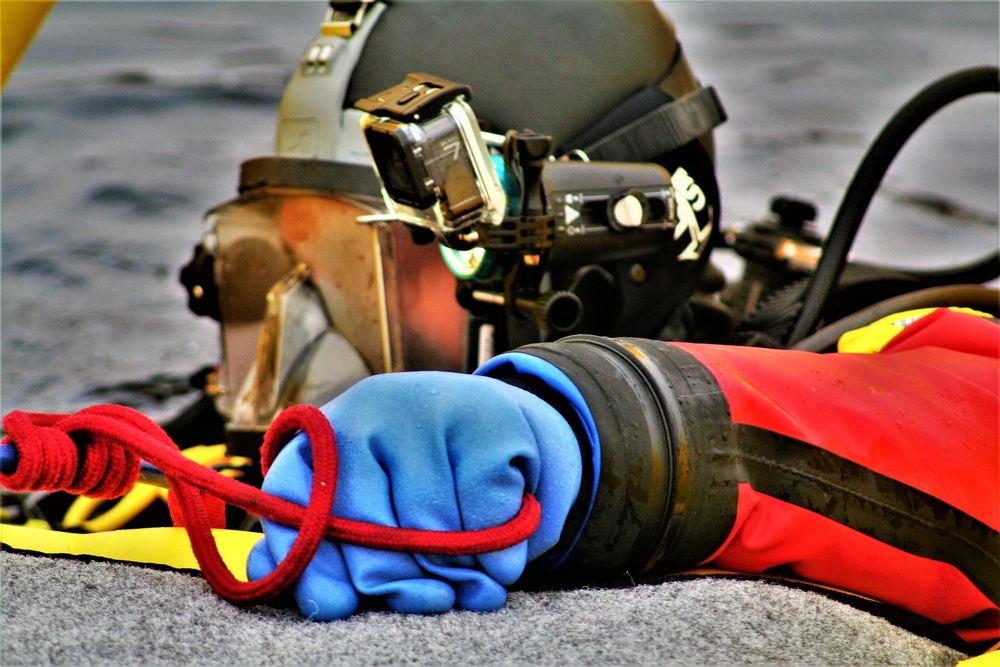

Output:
xmin=246 ymin=371 xmax=581 ymax=620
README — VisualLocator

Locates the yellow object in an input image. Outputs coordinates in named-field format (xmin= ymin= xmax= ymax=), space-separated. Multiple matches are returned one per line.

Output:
xmin=956 ymin=645 xmax=1000 ymax=666
xmin=60 ymin=444 xmax=247 ymax=532
xmin=1 ymin=0 xmax=55 ymax=88
xmin=0 ymin=523 xmax=260 ymax=580
xmin=837 ymin=307 xmax=993 ymax=354
xmin=62 ymin=486 xmax=166 ymax=532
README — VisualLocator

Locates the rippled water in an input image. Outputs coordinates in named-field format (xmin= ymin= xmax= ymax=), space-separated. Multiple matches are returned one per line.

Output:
xmin=2 ymin=1 xmax=997 ymax=420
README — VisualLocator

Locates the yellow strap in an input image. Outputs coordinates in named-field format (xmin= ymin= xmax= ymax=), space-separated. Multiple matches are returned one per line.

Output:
xmin=0 ymin=524 xmax=259 ymax=581
xmin=1 ymin=0 xmax=56 ymax=88
xmin=60 ymin=444 xmax=245 ymax=532
xmin=63 ymin=486 xmax=167 ymax=532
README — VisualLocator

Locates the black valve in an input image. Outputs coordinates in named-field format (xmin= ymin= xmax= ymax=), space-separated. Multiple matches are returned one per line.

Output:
xmin=770 ymin=196 xmax=817 ymax=232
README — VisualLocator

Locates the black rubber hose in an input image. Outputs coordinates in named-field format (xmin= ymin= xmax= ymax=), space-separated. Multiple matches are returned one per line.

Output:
xmin=903 ymin=251 xmax=1000 ymax=287
xmin=785 ymin=66 xmax=1000 ymax=346
xmin=791 ymin=285 xmax=1000 ymax=353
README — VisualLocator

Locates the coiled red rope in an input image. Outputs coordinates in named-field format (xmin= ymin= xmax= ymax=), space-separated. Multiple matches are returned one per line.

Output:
xmin=0 ymin=404 xmax=541 ymax=606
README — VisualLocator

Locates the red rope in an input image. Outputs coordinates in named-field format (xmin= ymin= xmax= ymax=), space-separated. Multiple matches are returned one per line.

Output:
xmin=0 ymin=404 xmax=541 ymax=606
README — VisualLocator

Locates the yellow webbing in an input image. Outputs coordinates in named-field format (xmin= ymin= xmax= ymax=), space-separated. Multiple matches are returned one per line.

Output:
xmin=59 ymin=444 xmax=247 ymax=532
xmin=0 ymin=524 xmax=260 ymax=581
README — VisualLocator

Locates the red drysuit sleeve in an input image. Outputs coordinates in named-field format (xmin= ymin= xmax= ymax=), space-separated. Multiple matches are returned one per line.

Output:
xmin=675 ymin=310 xmax=999 ymax=643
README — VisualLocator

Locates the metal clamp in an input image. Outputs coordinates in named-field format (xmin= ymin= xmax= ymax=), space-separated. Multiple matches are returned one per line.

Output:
xmin=322 ymin=0 xmax=377 ymax=37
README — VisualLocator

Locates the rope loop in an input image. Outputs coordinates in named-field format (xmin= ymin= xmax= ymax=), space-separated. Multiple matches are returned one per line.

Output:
xmin=1 ymin=409 xmax=141 ymax=498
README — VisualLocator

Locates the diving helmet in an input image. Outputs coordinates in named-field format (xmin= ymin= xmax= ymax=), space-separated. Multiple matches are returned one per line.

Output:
xmin=181 ymin=0 xmax=725 ymax=456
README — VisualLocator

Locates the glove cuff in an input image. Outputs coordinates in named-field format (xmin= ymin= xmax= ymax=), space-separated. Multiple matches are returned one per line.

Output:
xmin=476 ymin=353 xmax=600 ymax=574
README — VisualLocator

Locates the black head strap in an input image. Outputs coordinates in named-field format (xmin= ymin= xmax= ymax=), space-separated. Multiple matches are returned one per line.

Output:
xmin=561 ymin=44 xmax=727 ymax=163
